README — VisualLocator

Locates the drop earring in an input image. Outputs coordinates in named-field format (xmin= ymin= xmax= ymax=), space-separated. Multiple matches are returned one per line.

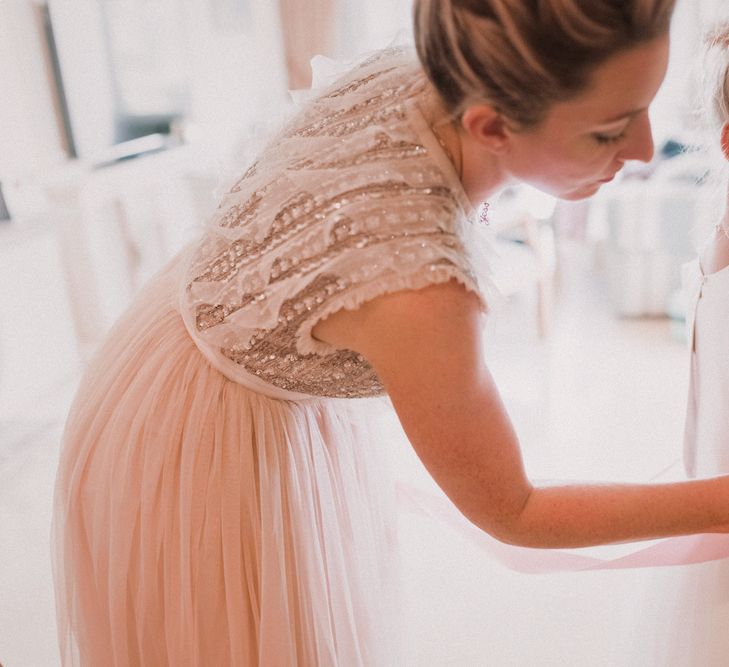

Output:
xmin=479 ymin=202 xmax=490 ymax=226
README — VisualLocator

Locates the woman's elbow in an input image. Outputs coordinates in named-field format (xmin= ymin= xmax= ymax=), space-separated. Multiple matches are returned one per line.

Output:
xmin=463 ymin=507 xmax=536 ymax=549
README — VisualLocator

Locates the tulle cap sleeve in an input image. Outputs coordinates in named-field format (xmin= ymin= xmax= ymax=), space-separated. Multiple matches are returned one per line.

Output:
xmin=178 ymin=46 xmax=502 ymax=399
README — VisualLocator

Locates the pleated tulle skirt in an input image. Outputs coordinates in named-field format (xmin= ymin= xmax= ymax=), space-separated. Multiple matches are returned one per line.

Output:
xmin=52 ymin=254 xmax=400 ymax=666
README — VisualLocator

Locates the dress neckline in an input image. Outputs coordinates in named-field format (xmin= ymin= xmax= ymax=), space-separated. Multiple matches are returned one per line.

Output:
xmin=695 ymin=233 xmax=729 ymax=281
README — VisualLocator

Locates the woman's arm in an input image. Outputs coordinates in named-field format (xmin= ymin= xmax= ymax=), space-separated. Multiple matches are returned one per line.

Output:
xmin=313 ymin=279 xmax=729 ymax=549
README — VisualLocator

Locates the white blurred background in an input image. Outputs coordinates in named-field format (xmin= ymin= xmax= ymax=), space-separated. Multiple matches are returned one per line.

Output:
xmin=2 ymin=1 xmax=729 ymax=665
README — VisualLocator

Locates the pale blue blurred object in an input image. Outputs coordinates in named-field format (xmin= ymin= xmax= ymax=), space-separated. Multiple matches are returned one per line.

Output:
xmin=666 ymin=286 xmax=688 ymax=345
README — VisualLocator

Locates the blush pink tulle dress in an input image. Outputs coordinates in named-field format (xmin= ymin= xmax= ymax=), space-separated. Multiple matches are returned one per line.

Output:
xmin=52 ymin=46 xmax=497 ymax=666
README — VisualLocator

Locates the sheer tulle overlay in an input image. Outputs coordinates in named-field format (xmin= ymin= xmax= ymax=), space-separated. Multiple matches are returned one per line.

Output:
xmin=52 ymin=46 xmax=484 ymax=666
xmin=52 ymin=255 xmax=400 ymax=666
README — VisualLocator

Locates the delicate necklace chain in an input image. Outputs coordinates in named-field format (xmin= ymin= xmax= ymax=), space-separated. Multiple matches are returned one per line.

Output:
xmin=431 ymin=121 xmax=461 ymax=178
xmin=431 ymin=120 xmax=490 ymax=226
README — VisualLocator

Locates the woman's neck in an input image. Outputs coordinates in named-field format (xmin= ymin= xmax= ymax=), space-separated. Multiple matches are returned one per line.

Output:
xmin=430 ymin=117 xmax=509 ymax=206
xmin=457 ymin=127 xmax=510 ymax=206
xmin=424 ymin=85 xmax=509 ymax=206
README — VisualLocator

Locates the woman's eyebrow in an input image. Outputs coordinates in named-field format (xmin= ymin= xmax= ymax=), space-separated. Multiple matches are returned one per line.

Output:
xmin=597 ymin=107 xmax=647 ymax=125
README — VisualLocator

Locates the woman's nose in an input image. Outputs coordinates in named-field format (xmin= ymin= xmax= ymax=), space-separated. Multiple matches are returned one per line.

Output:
xmin=619 ymin=113 xmax=655 ymax=163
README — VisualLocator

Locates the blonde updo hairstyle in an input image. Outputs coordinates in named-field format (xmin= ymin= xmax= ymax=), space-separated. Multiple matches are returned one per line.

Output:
xmin=414 ymin=0 xmax=677 ymax=128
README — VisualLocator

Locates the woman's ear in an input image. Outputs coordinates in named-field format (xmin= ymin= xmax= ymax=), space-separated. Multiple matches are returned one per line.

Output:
xmin=721 ymin=122 xmax=729 ymax=161
xmin=461 ymin=105 xmax=510 ymax=154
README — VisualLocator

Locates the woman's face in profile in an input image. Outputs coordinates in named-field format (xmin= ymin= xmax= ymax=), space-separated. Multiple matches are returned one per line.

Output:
xmin=500 ymin=35 xmax=671 ymax=201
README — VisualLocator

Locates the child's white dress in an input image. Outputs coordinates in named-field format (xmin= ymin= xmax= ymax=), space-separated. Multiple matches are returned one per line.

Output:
xmin=682 ymin=245 xmax=729 ymax=477
xmin=645 ymin=247 xmax=729 ymax=667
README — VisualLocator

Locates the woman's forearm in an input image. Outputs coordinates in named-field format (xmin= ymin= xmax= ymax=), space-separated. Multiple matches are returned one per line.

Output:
xmin=504 ymin=475 xmax=729 ymax=549
xmin=339 ymin=281 xmax=729 ymax=551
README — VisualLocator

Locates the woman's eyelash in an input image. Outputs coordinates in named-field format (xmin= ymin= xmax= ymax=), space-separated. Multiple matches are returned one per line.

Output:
xmin=594 ymin=132 xmax=626 ymax=145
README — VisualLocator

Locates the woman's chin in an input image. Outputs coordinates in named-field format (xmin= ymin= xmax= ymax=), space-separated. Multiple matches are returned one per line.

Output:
xmin=558 ymin=181 xmax=604 ymax=201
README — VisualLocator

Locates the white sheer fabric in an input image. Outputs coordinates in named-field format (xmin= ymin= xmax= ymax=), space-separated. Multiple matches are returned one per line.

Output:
xmin=53 ymin=252 xmax=401 ymax=665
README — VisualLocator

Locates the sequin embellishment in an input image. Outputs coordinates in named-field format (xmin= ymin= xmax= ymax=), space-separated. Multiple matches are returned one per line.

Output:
xmin=183 ymin=49 xmax=481 ymax=398
xmin=221 ymin=274 xmax=384 ymax=398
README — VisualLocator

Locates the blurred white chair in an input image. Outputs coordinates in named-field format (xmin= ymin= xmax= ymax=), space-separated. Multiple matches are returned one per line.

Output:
xmin=589 ymin=154 xmax=717 ymax=318
xmin=0 ymin=216 xmax=80 ymax=422
xmin=490 ymin=186 xmax=559 ymax=338
xmin=42 ymin=144 xmax=219 ymax=358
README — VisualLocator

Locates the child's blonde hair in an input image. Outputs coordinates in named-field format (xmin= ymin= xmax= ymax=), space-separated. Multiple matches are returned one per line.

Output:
xmin=703 ymin=23 xmax=729 ymax=129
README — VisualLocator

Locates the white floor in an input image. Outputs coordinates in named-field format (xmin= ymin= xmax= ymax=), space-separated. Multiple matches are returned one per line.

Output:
xmin=395 ymin=241 xmax=729 ymax=667
xmin=1 ymin=239 xmax=724 ymax=667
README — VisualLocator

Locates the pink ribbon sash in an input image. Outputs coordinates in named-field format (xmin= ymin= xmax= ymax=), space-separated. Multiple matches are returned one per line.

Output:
xmin=398 ymin=482 xmax=729 ymax=573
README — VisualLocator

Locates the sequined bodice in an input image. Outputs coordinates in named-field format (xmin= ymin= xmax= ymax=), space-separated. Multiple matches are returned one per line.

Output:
xmin=179 ymin=47 xmax=493 ymax=400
